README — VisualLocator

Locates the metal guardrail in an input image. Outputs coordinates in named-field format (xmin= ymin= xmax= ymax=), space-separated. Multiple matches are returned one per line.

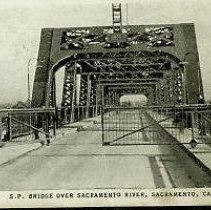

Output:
xmin=57 ymin=105 xmax=101 ymax=124
xmin=0 ymin=108 xmax=56 ymax=144
xmin=101 ymin=105 xmax=211 ymax=146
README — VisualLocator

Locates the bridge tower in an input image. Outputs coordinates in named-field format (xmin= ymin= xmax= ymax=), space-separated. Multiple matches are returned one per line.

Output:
xmin=31 ymin=3 xmax=204 ymax=122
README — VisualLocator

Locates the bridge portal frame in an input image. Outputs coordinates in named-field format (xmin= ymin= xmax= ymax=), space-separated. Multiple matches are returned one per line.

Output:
xmin=32 ymin=22 xmax=204 ymax=124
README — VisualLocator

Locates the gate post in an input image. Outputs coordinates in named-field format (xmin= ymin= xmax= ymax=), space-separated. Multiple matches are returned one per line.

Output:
xmin=0 ymin=116 xmax=2 ymax=142
xmin=63 ymin=107 xmax=67 ymax=124
xmin=101 ymin=106 xmax=105 ymax=145
xmin=191 ymin=111 xmax=196 ymax=140
xmin=7 ymin=112 xmax=12 ymax=141
xmin=55 ymin=107 xmax=59 ymax=129
xmin=52 ymin=111 xmax=56 ymax=136
xmin=95 ymin=84 xmax=100 ymax=116
xmin=45 ymin=112 xmax=50 ymax=144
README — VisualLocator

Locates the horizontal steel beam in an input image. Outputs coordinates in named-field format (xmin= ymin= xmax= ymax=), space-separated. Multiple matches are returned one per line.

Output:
xmin=103 ymin=104 xmax=211 ymax=110
xmin=0 ymin=108 xmax=55 ymax=114
xmin=80 ymin=71 xmax=165 ymax=75
xmin=107 ymin=83 xmax=156 ymax=89
xmin=99 ymin=82 xmax=158 ymax=86
xmin=75 ymin=51 xmax=180 ymax=62
xmin=95 ymin=63 xmax=166 ymax=67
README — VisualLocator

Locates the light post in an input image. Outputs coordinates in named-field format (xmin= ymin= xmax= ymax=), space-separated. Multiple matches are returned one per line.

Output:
xmin=27 ymin=57 xmax=36 ymax=107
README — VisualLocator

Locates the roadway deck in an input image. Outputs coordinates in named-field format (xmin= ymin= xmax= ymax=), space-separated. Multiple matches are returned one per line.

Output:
xmin=0 ymin=117 xmax=199 ymax=190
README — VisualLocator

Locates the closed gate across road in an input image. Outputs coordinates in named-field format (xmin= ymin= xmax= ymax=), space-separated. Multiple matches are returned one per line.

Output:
xmin=101 ymin=105 xmax=211 ymax=146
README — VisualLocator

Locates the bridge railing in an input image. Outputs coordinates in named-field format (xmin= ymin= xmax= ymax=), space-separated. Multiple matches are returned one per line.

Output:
xmin=101 ymin=104 xmax=211 ymax=146
xmin=57 ymin=105 xmax=100 ymax=125
xmin=0 ymin=108 xmax=56 ymax=144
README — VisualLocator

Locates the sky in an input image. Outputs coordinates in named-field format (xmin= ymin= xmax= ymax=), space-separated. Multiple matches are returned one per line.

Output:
xmin=0 ymin=0 xmax=211 ymax=104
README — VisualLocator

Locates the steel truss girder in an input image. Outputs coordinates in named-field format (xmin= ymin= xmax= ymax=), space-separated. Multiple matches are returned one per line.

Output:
xmin=107 ymin=83 xmax=156 ymax=89
xmin=75 ymin=50 xmax=182 ymax=64
xmin=85 ymin=73 xmax=161 ymax=81
xmin=60 ymin=50 xmax=184 ymax=109
xmin=79 ymin=59 xmax=176 ymax=74
xmin=102 ymin=84 xmax=156 ymax=105
xmin=99 ymin=80 xmax=158 ymax=86
xmin=62 ymin=66 xmax=75 ymax=107
xmin=108 ymin=86 xmax=156 ymax=98
xmin=156 ymin=71 xmax=184 ymax=105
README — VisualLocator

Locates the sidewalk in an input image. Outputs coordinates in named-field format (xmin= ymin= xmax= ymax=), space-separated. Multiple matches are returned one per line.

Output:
xmin=149 ymin=111 xmax=211 ymax=179
xmin=0 ymin=117 xmax=98 ymax=166
xmin=0 ymin=143 xmax=41 ymax=166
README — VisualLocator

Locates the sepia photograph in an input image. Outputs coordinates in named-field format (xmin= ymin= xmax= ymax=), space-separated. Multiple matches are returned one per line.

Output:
xmin=0 ymin=0 xmax=211 ymax=208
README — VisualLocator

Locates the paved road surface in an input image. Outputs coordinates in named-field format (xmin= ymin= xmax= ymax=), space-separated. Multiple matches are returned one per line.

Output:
xmin=0 ymin=117 xmax=197 ymax=190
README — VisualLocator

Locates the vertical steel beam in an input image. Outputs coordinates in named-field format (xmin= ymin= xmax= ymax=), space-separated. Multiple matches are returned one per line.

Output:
xmin=51 ymin=75 xmax=56 ymax=107
xmin=63 ymin=107 xmax=67 ymax=124
xmin=183 ymin=66 xmax=187 ymax=104
xmin=70 ymin=64 xmax=77 ymax=122
xmin=155 ymin=83 xmax=158 ymax=105
xmin=7 ymin=113 xmax=12 ymax=141
xmin=62 ymin=65 xmax=76 ymax=123
xmin=52 ymin=111 xmax=56 ymax=136
xmin=76 ymin=74 xmax=81 ymax=106
xmin=108 ymin=91 xmax=111 ymax=106
xmin=191 ymin=111 xmax=196 ymax=140
xmin=0 ymin=116 xmax=2 ymax=141
xmin=45 ymin=112 xmax=50 ymax=144
xmin=95 ymin=83 xmax=100 ymax=116
xmin=114 ymin=91 xmax=117 ymax=105
xmin=86 ymin=75 xmax=91 ymax=118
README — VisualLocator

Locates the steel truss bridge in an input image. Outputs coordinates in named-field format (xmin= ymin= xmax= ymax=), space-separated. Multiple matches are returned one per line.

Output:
xmin=1 ymin=4 xmax=211 ymax=189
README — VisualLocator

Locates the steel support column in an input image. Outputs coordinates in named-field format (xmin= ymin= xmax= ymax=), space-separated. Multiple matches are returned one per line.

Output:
xmin=86 ymin=75 xmax=91 ymax=118
xmin=95 ymin=83 xmax=100 ymax=116
xmin=70 ymin=64 xmax=76 ymax=122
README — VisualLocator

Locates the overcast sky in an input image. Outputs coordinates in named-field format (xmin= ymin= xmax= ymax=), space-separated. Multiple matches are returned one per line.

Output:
xmin=0 ymin=0 xmax=211 ymax=104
